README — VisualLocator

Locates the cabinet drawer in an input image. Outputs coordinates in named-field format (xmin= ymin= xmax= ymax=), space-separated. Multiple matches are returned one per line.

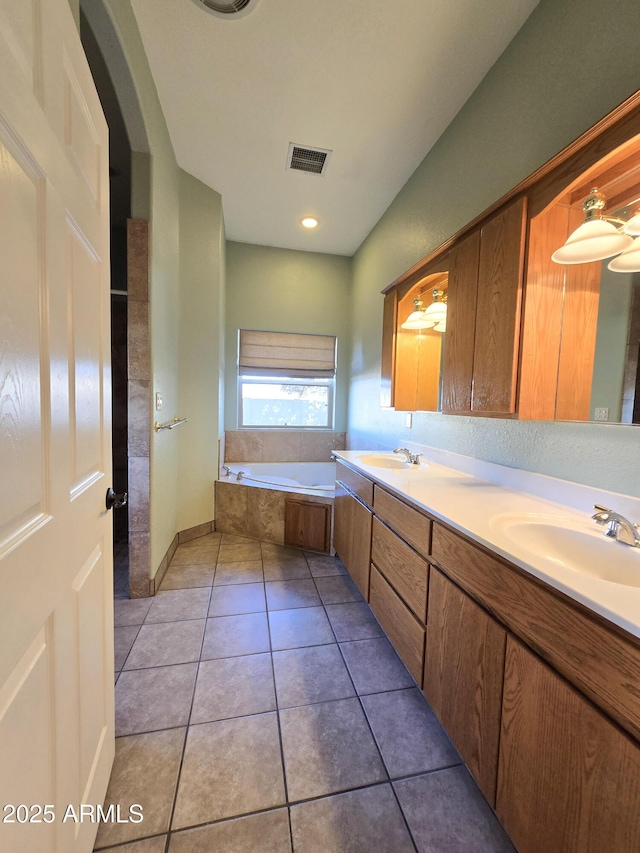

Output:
xmin=372 ymin=517 xmax=428 ymax=622
xmin=431 ymin=522 xmax=640 ymax=743
xmin=370 ymin=565 xmax=425 ymax=685
xmin=373 ymin=485 xmax=431 ymax=558
xmin=336 ymin=461 xmax=374 ymax=508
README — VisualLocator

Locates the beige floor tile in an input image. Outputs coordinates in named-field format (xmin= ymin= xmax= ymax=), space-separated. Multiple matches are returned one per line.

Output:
xmin=217 ymin=542 xmax=262 ymax=563
xmin=208 ymin=582 xmax=266 ymax=616
xmin=280 ymin=698 xmax=387 ymax=801
xmin=124 ymin=620 xmax=205 ymax=670
xmin=169 ymin=809 xmax=291 ymax=853
xmin=160 ymin=564 xmax=215 ymax=590
xmin=191 ymin=653 xmax=276 ymax=723
xmin=273 ymin=644 xmax=355 ymax=709
xmin=114 ymin=626 xmax=140 ymax=670
xmin=290 ymin=785 xmax=414 ymax=853
xmin=94 ymin=728 xmax=185 ymax=848
xmin=268 ymin=607 xmax=335 ymax=650
xmin=213 ymin=560 xmax=264 ymax=586
xmin=114 ymin=597 xmax=153 ymax=627
xmin=97 ymin=837 xmax=167 ymax=853
xmin=172 ymin=714 xmax=285 ymax=828
xmin=265 ymin=580 xmax=321 ymax=610
xmin=144 ymin=588 xmax=211 ymax=623
xmin=115 ymin=663 xmax=198 ymax=736
xmin=201 ymin=612 xmax=270 ymax=659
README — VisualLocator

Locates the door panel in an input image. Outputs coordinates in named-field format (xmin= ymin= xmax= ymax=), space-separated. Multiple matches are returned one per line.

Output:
xmin=0 ymin=1 xmax=113 ymax=850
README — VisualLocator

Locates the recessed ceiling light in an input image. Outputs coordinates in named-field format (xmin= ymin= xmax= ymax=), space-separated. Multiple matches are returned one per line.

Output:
xmin=301 ymin=216 xmax=319 ymax=229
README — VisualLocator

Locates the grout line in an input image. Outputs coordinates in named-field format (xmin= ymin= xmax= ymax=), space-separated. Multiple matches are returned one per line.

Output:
xmin=163 ymin=583 xmax=212 ymax=852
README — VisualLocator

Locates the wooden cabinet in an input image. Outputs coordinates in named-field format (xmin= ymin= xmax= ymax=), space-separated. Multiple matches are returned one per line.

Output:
xmin=424 ymin=568 xmax=506 ymax=805
xmin=373 ymin=485 xmax=431 ymax=559
xmin=284 ymin=499 xmax=331 ymax=553
xmin=497 ymin=636 xmax=640 ymax=853
xmin=442 ymin=197 xmax=527 ymax=415
xmin=333 ymin=479 xmax=373 ymax=600
xmin=371 ymin=516 xmax=429 ymax=622
xmin=370 ymin=565 xmax=425 ymax=684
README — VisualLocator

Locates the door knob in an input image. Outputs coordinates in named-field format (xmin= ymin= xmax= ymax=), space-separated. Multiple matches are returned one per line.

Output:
xmin=106 ymin=488 xmax=128 ymax=510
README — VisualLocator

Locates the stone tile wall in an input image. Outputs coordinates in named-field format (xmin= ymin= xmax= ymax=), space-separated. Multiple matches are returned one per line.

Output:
xmin=225 ymin=431 xmax=346 ymax=464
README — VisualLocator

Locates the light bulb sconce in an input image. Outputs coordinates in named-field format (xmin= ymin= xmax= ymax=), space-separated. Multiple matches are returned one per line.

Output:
xmin=400 ymin=288 xmax=447 ymax=331
xmin=551 ymin=187 xmax=640 ymax=271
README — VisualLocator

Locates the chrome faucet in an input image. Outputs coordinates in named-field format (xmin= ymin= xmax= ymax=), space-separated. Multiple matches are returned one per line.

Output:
xmin=236 ymin=470 xmax=245 ymax=481
xmin=393 ymin=447 xmax=423 ymax=465
xmin=221 ymin=465 xmax=232 ymax=477
xmin=592 ymin=505 xmax=640 ymax=548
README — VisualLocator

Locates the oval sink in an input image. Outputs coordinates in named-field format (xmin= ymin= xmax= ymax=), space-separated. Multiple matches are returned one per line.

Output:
xmin=491 ymin=513 xmax=640 ymax=587
xmin=356 ymin=453 xmax=409 ymax=469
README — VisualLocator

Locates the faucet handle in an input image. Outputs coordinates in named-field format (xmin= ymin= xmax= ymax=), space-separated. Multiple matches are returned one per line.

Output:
xmin=592 ymin=504 xmax=613 ymax=525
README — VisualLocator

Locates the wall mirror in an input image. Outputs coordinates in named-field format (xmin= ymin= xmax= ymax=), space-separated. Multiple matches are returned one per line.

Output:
xmin=520 ymin=138 xmax=640 ymax=424
xmin=394 ymin=271 xmax=448 ymax=412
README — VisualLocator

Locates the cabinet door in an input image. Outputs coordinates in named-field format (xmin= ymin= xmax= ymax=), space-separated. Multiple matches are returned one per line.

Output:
xmin=497 ymin=636 xmax=640 ymax=853
xmin=472 ymin=196 xmax=527 ymax=413
xmin=333 ymin=484 xmax=372 ymax=600
xmin=370 ymin=566 xmax=425 ymax=684
xmin=442 ymin=230 xmax=480 ymax=413
xmin=424 ymin=569 xmax=506 ymax=806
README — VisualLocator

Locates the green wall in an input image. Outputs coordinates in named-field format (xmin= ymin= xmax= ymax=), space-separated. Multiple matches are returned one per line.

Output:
xmin=225 ymin=242 xmax=352 ymax=432
xmin=178 ymin=171 xmax=225 ymax=531
xmin=349 ymin=0 xmax=640 ymax=498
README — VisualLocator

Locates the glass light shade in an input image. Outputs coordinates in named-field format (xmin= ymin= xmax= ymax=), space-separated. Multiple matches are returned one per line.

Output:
xmin=551 ymin=219 xmax=633 ymax=264
xmin=422 ymin=301 xmax=447 ymax=324
xmin=401 ymin=309 xmax=435 ymax=330
xmin=623 ymin=213 xmax=640 ymax=236
xmin=607 ymin=239 xmax=640 ymax=272
xmin=433 ymin=319 xmax=446 ymax=333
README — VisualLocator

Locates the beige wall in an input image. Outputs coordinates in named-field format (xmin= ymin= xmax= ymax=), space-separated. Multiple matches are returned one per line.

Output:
xmin=225 ymin=242 xmax=352 ymax=432
xmin=348 ymin=0 xmax=640 ymax=498
xmin=177 ymin=171 xmax=225 ymax=531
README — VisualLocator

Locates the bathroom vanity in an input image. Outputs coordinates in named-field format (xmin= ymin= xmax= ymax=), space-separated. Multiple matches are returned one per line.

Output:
xmin=333 ymin=451 xmax=640 ymax=853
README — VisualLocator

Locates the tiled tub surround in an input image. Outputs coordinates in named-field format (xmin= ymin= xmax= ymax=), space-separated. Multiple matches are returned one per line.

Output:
xmin=216 ymin=463 xmax=335 ymax=548
xmin=105 ymin=533 xmax=514 ymax=852
xmin=225 ymin=430 xmax=346 ymax=463
xmin=335 ymin=447 xmax=640 ymax=639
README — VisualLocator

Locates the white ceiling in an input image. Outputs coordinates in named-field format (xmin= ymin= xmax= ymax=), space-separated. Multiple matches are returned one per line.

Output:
xmin=131 ymin=0 xmax=539 ymax=256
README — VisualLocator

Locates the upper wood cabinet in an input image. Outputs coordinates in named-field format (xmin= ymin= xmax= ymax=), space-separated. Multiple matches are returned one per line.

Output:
xmin=442 ymin=197 xmax=527 ymax=415
xmin=382 ymin=91 xmax=640 ymax=424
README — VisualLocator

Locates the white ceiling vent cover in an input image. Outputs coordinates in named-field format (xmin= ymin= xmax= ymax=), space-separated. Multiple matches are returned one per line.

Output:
xmin=287 ymin=143 xmax=332 ymax=176
xmin=193 ymin=0 xmax=260 ymax=19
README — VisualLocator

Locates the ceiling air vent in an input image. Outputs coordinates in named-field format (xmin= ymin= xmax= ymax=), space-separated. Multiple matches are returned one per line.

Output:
xmin=287 ymin=143 xmax=332 ymax=177
xmin=193 ymin=0 xmax=260 ymax=19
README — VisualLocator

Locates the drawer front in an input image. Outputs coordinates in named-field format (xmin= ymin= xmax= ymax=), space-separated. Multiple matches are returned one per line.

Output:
xmin=374 ymin=485 xmax=431 ymax=558
xmin=336 ymin=461 xmax=374 ymax=508
xmin=372 ymin=517 xmax=428 ymax=622
xmin=431 ymin=522 xmax=640 ymax=743
xmin=370 ymin=565 xmax=425 ymax=685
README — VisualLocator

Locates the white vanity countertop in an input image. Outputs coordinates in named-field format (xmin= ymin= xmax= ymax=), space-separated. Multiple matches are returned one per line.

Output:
xmin=333 ymin=450 xmax=640 ymax=640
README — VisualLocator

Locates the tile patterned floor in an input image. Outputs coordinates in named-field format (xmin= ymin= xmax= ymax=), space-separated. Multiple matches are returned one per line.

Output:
xmin=103 ymin=534 xmax=515 ymax=853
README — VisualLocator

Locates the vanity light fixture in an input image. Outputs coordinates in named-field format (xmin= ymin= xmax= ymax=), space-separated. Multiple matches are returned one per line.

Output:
xmin=401 ymin=297 xmax=432 ymax=329
xmin=300 ymin=216 xmax=318 ymax=229
xmin=400 ymin=289 xmax=447 ymax=331
xmin=551 ymin=188 xmax=635 ymax=267
xmin=422 ymin=288 xmax=447 ymax=329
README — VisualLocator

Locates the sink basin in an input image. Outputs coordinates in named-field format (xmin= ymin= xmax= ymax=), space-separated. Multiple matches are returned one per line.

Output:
xmin=357 ymin=453 xmax=410 ymax=469
xmin=491 ymin=513 xmax=640 ymax=587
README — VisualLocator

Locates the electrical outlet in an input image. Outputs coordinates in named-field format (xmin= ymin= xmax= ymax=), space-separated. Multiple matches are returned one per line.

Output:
xmin=155 ymin=392 xmax=163 ymax=411
xmin=405 ymin=413 xmax=413 ymax=428
xmin=594 ymin=407 xmax=609 ymax=421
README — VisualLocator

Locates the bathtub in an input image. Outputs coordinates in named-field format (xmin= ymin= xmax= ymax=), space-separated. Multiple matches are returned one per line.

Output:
xmin=219 ymin=462 xmax=336 ymax=497
xmin=215 ymin=462 xmax=336 ymax=551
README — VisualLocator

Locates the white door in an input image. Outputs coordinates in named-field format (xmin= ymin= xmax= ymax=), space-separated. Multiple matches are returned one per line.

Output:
xmin=0 ymin=0 xmax=114 ymax=851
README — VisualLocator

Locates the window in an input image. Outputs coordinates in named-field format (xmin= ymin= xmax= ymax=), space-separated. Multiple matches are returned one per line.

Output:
xmin=238 ymin=330 xmax=336 ymax=429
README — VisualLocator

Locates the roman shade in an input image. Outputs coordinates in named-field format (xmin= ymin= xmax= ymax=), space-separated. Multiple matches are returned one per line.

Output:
xmin=238 ymin=330 xmax=337 ymax=377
